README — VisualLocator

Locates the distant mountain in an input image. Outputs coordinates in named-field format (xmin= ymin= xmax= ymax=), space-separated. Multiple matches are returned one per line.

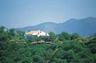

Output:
xmin=17 ymin=17 xmax=96 ymax=36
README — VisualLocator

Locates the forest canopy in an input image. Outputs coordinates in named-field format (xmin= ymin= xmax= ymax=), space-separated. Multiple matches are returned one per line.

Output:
xmin=0 ymin=26 xmax=96 ymax=63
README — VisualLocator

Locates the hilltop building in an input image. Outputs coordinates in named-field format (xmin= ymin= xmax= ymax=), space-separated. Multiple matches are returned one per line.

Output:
xmin=25 ymin=30 xmax=49 ymax=37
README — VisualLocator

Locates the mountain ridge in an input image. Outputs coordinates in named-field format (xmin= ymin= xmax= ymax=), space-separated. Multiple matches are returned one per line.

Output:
xmin=17 ymin=17 xmax=96 ymax=36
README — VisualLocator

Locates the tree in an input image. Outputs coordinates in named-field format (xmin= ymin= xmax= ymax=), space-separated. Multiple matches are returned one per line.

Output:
xmin=71 ymin=33 xmax=80 ymax=40
xmin=49 ymin=32 xmax=56 ymax=41
xmin=0 ymin=26 xmax=9 ymax=63
xmin=0 ymin=26 xmax=6 ymax=32
xmin=86 ymin=34 xmax=96 ymax=54
xmin=8 ymin=28 xmax=17 ymax=36
xmin=58 ymin=32 xmax=71 ymax=41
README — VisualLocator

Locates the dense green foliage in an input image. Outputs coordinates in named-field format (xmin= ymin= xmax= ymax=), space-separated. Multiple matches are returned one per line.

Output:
xmin=0 ymin=26 xmax=96 ymax=63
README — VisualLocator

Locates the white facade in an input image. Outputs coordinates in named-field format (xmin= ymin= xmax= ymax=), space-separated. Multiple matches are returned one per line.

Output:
xmin=25 ymin=30 xmax=49 ymax=37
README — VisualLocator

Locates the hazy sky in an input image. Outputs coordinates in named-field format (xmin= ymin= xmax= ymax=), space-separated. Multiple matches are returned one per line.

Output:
xmin=0 ymin=0 xmax=96 ymax=28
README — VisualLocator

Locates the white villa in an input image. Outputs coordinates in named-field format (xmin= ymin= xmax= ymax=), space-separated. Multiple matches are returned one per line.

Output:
xmin=25 ymin=30 xmax=49 ymax=37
